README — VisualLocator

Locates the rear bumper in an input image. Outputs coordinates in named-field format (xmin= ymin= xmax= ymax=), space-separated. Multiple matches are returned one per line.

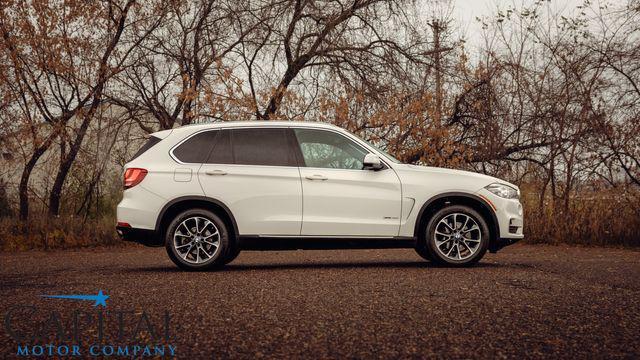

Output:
xmin=117 ymin=185 xmax=165 ymax=230
xmin=116 ymin=226 xmax=163 ymax=247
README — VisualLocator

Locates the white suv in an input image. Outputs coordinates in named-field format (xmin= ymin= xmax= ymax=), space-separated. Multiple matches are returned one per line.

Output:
xmin=117 ymin=122 xmax=524 ymax=270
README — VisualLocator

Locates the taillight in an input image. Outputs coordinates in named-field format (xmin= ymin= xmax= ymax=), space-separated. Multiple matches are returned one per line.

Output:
xmin=123 ymin=168 xmax=147 ymax=189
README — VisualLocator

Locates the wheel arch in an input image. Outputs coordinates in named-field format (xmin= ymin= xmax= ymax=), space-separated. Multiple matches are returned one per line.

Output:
xmin=155 ymin=196 xmax=239 ymax=242
xmin=414 ymin=192 xmax=500 ymax=246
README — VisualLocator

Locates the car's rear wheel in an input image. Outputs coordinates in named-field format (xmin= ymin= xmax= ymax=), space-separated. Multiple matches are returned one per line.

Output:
xmin=419 ymin=205 xmax=489 ymax=266
xmin=165 ymin=209 xmax=230 ymax=270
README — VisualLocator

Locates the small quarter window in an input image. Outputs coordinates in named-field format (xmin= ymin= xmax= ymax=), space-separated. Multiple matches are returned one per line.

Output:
xmin=173 ymin=131 xmax=218 ymax=163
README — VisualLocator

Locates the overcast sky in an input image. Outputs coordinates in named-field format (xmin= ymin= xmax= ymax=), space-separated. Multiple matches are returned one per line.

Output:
xmin=449 ymin=0 xmax=587 ymax=48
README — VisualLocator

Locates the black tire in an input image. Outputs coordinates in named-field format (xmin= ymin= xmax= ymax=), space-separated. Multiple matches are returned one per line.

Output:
xmin=421 ymin=205 xmax=489 ymax=267
xmin=221 ymin=245 xmax=241 ymax=265
xmin=165 ymin=208 xmax=231 ymax=271
xmin=414 ymin=244 xmax=432 ymax=261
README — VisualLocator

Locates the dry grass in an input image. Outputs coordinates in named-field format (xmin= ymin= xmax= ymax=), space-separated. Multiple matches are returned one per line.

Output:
xmin=522 ymin=189 xmax=640 ymax=247
xmin=0 ymin=189 xmax=638 ymax=251
xmin=0 ymin=215 xmax=123 ymax=251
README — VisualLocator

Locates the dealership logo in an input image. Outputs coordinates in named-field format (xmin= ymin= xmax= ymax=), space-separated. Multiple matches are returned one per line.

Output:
xmin=41 ymin=290 xmax=109 ymax=308
xmin=4 ymin=290 xmax=176 ymax=357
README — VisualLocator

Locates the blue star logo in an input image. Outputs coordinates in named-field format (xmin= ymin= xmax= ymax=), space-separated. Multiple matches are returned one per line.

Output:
xmin=41 ymin=290 xmax=109 ymax=308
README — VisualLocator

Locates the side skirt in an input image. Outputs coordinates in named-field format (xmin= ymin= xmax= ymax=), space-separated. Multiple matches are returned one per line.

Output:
xmin=238 ymin=236 xmax=417 ymax=251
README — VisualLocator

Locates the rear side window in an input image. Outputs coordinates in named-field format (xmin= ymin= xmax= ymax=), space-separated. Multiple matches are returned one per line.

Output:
xmin=231 ymin=128 xmax=295 ymax=166
xmin=130 ymin=136 xmax=161 ymax=161
xmin=173 ymin=130 xmax=218 ymax=163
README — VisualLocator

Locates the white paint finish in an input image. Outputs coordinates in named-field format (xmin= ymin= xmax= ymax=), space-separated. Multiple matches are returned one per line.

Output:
xmin=138 ymin=163 xmax=204 ymax=200
xmin=299 ymin=167 xmax=402 ymax=236
xmin=117 ymin=184 xmax=166 ymax=230
xmin=116 ymin=121 xmax=524 ymax=242
xmin=150 ymin=128 xmax=174 ymax=140
xmin=126 ymin=132 xmax=205 ymax=201
xmin=392 ymin=163 xmax=508 ymax=237
xmin=477 ymin=188 xmax=525 ymax=239
xmin=402 ymin=197 xmax=416 ymax=220
xmin=173 ymin=168 xmax=192 ymax=182
xmin=198 ymin=164 xmax=303 ymax=236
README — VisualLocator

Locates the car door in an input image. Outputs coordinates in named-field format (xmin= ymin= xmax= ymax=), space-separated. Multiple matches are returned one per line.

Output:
xmin=293 ymin=128 xmax=402 ymax=237
xmin=198 ymin=128 xmax=303 ymax=236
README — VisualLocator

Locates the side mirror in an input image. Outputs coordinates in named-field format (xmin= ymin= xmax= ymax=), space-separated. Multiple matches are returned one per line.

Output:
xmin=363 ymin=153 xmax=384 ymax=171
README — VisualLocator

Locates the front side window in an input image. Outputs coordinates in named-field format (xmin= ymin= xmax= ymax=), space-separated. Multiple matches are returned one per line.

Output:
xmin=294 ymin=128 xmax=368 ymax=170
xmin=231 ymin=128 xmax=296 ymax=166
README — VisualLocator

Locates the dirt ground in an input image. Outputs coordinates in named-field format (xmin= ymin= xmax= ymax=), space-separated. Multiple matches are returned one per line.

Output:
xmin=0 ymin=243 xmax=638 ymax=358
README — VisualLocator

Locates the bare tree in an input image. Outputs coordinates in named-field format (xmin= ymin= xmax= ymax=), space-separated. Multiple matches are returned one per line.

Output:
xmin=236 ymin=0 xmax=444 ymax=119
xmin=110 ymin=0 xmax=265 ymax=131
xmin=0 ymin=0 xmax=151 ymax=217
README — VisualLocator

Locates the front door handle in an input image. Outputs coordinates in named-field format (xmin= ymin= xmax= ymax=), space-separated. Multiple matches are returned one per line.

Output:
xmin=305 ymin=174 xmax=328 ymax=181
xmin=204 ymin=170 xmax=227 ymax=176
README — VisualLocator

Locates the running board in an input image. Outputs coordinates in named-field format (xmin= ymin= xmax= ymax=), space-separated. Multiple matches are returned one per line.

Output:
xmin=238 ymin=236 xmax=417 ymax=251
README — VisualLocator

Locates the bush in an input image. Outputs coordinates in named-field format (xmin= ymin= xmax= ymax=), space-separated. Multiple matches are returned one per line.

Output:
xmin=522 ymin=188 xmax=640 ymax=247
xmin=0 ymin=215 xmax=124 ymax=251
xmin=0 ymin=188 xmax=638 ymax=251
xmin=0 ymin=178 xmax=12 ymax=218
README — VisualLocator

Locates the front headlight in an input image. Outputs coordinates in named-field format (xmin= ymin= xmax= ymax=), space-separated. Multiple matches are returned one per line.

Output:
xmin=485 ymin=183 xmax=519 ymax=199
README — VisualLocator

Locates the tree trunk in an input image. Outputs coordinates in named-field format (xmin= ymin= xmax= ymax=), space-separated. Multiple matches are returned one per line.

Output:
xmin=260 ymin=57 xmax=309 ymax=119
xmin=48 ymin=0 xmax=133 ymax=215
xmin=432 ymin=20 xmax=444 ymax=126
xmin=48 ymin=116 xmax=93 ymax=216
xmin=18 ymin=133 xmax=57 ymax=220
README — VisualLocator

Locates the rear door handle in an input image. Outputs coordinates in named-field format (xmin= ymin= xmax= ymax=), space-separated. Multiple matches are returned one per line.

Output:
xmin=204 ymin=170 xmax=227 ymax=176
xmin=305 ymin=174 xmax=328 ymax=181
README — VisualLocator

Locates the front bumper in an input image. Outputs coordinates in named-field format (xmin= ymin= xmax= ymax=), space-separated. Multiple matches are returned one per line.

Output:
xmin=475 ymin=188 xmax=524 ymax=253
xmin=116 ymin=226 xmax=163 ymax=247
xmin=489 ymin=237 xmax=522 ymax=253
xmin=476 ymin=188 xmax=524 ymax=239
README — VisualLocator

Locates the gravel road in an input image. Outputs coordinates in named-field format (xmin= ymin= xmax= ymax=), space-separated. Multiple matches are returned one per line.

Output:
xmin=0 ymin=244 xmax=639 ymax=359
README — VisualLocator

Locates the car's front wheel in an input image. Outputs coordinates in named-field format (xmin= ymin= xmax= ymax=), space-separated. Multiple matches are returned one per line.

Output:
xmin=165 ymin=209 xmax=230 ymax=270
xmin=418 ymin=205 xmax=489 ymax=266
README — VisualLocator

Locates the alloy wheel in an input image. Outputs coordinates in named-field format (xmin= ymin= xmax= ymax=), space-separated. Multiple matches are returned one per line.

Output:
xmin=173 ymin=216 xmax=221 ymax=264
xmin=433 ymin=212 xmax=482 ymax=261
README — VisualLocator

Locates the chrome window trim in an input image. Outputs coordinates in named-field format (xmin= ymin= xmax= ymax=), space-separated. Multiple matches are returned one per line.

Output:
xmin=169 ymin=129 xmax=220 ymax=165
xmin=291 ymin=127 xmax=391 ymax=170
xmin=168 ymin=124 xmax=393 ymax=169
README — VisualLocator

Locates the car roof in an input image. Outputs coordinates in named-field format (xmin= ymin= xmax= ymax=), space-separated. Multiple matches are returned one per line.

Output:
xmin=150 ymin=120 xmax=350 ymax=142
xmin=178 ymin=120 xmax=341 ymax=131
